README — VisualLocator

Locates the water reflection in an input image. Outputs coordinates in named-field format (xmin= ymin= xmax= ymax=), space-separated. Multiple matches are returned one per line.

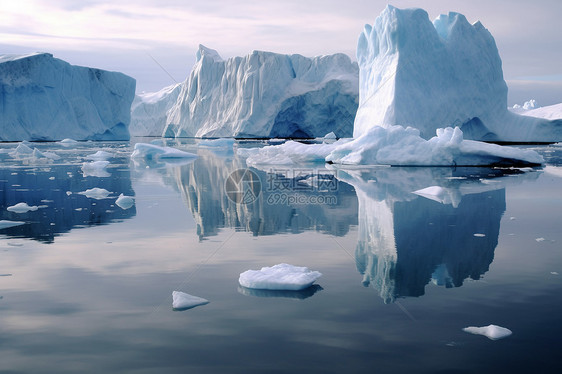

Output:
xmin=238 ymin=285 xmax=323 ymax=299
xmin=0 ymin=143 xmax=135 ymax=243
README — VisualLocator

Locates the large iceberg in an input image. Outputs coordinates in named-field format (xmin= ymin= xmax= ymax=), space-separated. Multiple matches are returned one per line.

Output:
xmin=0 ymin=53 xmax=135 ymax=141
xmin=129 ymin=83 xmax=181 ymax=136
xmin=163 ymin=45 xmax=358 ymax=138
xmin=354 ymin=6 xmax=562 ymax=142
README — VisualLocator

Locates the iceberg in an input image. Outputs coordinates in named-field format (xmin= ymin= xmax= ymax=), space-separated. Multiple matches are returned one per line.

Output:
xmin=517 ymin=103 xmax=562 ymax=121
xmin=172 ymin=291 xmax=209 ymax=310
xmin=164 ymin=45 xmax=358 ymax=138
xmin=239 ymin=263 xmax=322 ymax=291
xmin=462 ymin=324 xmax=512 ymax=340
xmin=130 ymin=83 xmax=182 ymax=137
xmin=7 ymin=202 xmax=38 ymax=213
xmin=354 ymin=6 xmax=562 ymax=142
xmin=0 ymin=53 xmax=135 ymax=141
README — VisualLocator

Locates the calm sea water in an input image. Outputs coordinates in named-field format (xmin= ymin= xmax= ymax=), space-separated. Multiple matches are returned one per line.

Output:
xmin=0 ymin=139 xmax=561 ymax=373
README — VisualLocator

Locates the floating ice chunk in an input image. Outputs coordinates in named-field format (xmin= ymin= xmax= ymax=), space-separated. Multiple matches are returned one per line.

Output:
xmin=240 ymin=139 xmax=347 ymax=166
xmin=85 ymin=151 xmax=114 ymax=161
xmin=9 ymin=142 xmax=34 ymax=157
xmin=172 ymin=291 xmax=209 ymax=310
xmin=536 ymin=237 xmax=545 ymax=242
xmin=131 ymin=143 xmax=198 ymax=160
xmin=60 ymin=138 xmax=78 ymax=144
xmin=324 ymin=132 xmax=337 ymax=140
xmin=81 ymin=161 xmax=110 ymax=177
xmin=551 ymin=272 xmax=559 ymax=275
xmin=0 ymin=220 xmax=26 ymax=229
xmin=115 ymin=193 xmax=134 ymax=210
xmin=198 ymin=138 xmax=235 ymax=148
xmin=462 ymin=325 xmax=512 ymax=340
xmin=474 ymin=233 xmax=486 ymax=237
xmin=78 ymin=188 xmax=111 ymax=199
xmin=7 ymin=202 xmax=38 ymax=213
xmin=239 ymin=263 xmax=322 ymax=291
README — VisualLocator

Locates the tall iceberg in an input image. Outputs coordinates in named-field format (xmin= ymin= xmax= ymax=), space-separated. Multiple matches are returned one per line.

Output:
xmin=354 ymin=6 xmax=562 ymax=142
xmin=164 ymin=45 xmax=358 ymax=138
xmin=0 ymin=53 xmax=135 ymax=141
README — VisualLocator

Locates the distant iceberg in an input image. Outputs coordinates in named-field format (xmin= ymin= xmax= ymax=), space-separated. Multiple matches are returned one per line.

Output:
xmin=353 ymin=6 xmax=562 ymax=142
xmin=163 ymin=45 xmax=358 ymax=138
xmin=513 ymin=102 xmax=562 ymax=121
xmin=130 ymin=83 xmax=182 ymax=137
xmin=0 ymin=53 xmax=135 ymax=141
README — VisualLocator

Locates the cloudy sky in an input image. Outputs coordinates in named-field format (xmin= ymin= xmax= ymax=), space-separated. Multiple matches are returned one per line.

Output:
xmin=1 ymin=0 xmax=561 ymax=105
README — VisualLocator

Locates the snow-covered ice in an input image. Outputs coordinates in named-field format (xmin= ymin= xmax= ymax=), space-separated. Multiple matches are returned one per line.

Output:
xmin=164 ymin=45 xmax=358 ymax=138
xmin=0 ymin=220 xmax=26 ymax=229
xmin=131 ymin=143 xmax=198 ymax=160
xmin=353 ymin=6 xmax=562 ymax=142
xmin=518 ymin=103 xmax=562 ymax=121
xmin=172 ymin=291 xmax=209 ymax=310
xmin=130 ymin=83 xmax=182 ymax=137
xmin=239 ymin=263 xmax=322 ymax=291
xmin=77 ymin=188 xmax=111 ymax=199
xmin=7 ymin=202 xmax=38 ymax=213
xmin=0 ymin=53 xmax=136 ymax=141
xmin=115 ymin=194 xmax=135 ymax=210
xmin=462 ymin=324 xmax=512 ymax=340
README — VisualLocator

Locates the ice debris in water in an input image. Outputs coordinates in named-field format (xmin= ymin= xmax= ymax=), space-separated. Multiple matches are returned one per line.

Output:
xmin=81 ymin=161 xmax=110 ymax=177
xmin=0 ymin=220 xmax=26 ymax=229
xmin=86 ymin=151 xmax=114 ymax=161
xmin=172 ymin=291 xmax=209 ymax=310
xmin=462 ymin=325 xmax=512 ymax=340
xmin=7 ymin=202 xmax=38 ymax=213
xmin=115 ymin=194 xmax=134 ymax=210
xmin=78 ymin=188 xmax=111 ymax=199
xmin=131 ymin=143 xmax=198 ymax=159
xmin=239 ymin=263 xmax=322 ymax=291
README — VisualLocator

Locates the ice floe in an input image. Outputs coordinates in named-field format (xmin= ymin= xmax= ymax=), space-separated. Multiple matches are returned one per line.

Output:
xmin=115 ymin=194 xmax=135 ymax=210
xmin=239 ymin=263 xmax=322 ymax=291
xmin=77 ymin=188 xmax=112 ymax=199
xmin=172 ymin=291 xmax=209 ymax=310
xmin=0 ymin=220 xmax=26 ymax=229
xmin=7 ymin=202 xmax=38 ymax=213
xmin=462 ymin=324 xmax=512 ymax=340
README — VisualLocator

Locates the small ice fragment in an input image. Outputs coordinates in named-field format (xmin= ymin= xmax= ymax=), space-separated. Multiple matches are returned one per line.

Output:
xmin=60 ymin=138 xmax=78 ymax=144
xmin=536 ymin=237 xmax=546 ymax=242
xmin=66 ymin=191 xmax=72 ymax=196
xmin=198 ymin=138 xmax=235 ymax=148
xmin=324 ymin=131 xmax=337 ymax=140
xmin=81 ymin=161 xmax=110 ymax=177
xmin=239 ymin=263 xmax=322 ymax=291
xmin=74 ymin=208 xmax=83 ymax=211
xmin=172 ymin=291 xmax=209 ymax=310
xmin=474 ymin=233 xmax=486 ymax=237
xmin=77 ymin=188 xmax=111 ymax=199
xmin=0 ymin=220 xmax=26 ymax=229
xmin=462 ymin=324 xmax=512 ymax=340
xmin=510 ymin=217 xmax=516 ymax=220
xmin=7 ymin=202 xmax=38 ymax=213
xmin=49 ymin=176 xmax=55 ymax=180
xmin=85 ymin=150 xmax=114 ymax=161
xmin=551 ymin=272 xmax=559 ymax=275
xmin=115 ymin=194 xmax=134 ymax=210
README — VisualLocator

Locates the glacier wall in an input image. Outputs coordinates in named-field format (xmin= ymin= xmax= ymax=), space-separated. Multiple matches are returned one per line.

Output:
xmin=354 ymin=6 xmax=562 ymax=142
xmin=164 ymin=45 xmax=358 ymax=138
xmin=130 ymin=83 xmax=181 ymax=137
xmin=0 ymin=53 xmax=136 ymax=141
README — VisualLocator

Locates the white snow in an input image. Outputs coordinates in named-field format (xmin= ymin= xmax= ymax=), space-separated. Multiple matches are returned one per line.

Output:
xmin=130 ymin=83 xmax=182 ymax=136
xmin=164 ymin=45 xmax=358 ymax=138
xmin=0 ymin=220 xmax=26 ymax=229
xmin=115 ymin=193 xmax=135 ymax=210
xmin=353 ymin=6 xmax=562 ymax=142
xmin=131 ymin=143 xmax=197 ymax=160
xmin=239 ymin=263 xmax=322 ymax=291
xmin=240 ymin=126 xmax=544 ymax=166
xmin=172 ymin=291 xmax=209 ymax=310
xmin=0 ymin=53 xmax=136 ymax=141
xmin=519 ymin=103 xmax=562 ymax=120
xmin=462 ymin=325 xmax=512 ymax=340
xmin=81 ymin=161 xmax=110 ymax=178
xmin=78 ymin=188 xmax=112 ymax=199
xmin=7 ymin=202 xmax=38 ymax=213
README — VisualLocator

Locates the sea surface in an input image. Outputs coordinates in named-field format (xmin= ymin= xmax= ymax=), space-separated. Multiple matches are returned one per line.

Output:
xmin=1 ymin=139 xmax=561 ymax=373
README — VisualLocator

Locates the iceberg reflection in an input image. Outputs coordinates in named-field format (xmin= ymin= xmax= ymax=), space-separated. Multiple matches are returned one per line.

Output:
xmin=237 ymin=285 xmax=323 ymax=299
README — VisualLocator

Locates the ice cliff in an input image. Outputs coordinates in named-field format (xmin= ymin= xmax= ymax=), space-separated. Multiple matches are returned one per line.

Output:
xmin=130 ymin=83 xmax=181 ymax=136
xmin=354 ymin=6 xmax=562 ymax=142
xmin=163 ymin=45 xmax=358 ymax=138
xmin=0 ymin=53 xmax=135 ymax=141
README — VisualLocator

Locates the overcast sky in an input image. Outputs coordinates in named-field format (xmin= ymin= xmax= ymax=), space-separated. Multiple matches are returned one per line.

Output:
xmin=1 ymin=0 xmax=561 ymax=105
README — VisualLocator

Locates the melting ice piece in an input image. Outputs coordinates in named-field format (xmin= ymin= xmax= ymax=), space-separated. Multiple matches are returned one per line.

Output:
xmin=7 ymin=202 xmax=38 ymax=213
xmin=0 ymin=220 xmax=26 ymax=229
xmin=78 ymin=188 xmax=111 ymax=199
xmin=115 ymin=193 xmax=134 ymax=210
xmin=131 ymin=143 xmax=198 ymax=159
xmin=462 ymin=324 xmax=512 ymax=340
xmin=60 ymin=138 xmax=78 ymax=144
xmin=86 ymin=151 xmax=114 ymax=161
xmin=81 ymin=161 xmax=110 ymax=177
xmin=172 ymin=291 xmax=209 ymax=310
xmin=239 ymin=263 xmax=322 ymax=291
xmin=323 ymin=131 xmax=337 ymax=140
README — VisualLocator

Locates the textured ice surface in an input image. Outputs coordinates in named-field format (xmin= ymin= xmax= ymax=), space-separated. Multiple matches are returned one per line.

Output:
xmin=164 ymin=45 xmax=358 ymax=138
xmin=77 ymin=188 xmax=111 ymax=199
xmin=239 ymin=263 xmax=322 ymax=291
xmin=130 ymin=83 xmax=182 ymax=136
xmin=7 ymin=203 xmax=38 ymax=213
xmin=353 ymin=6 xmax=562 ymax=142
xmin=131 ymin=143 xmax=198 ymax=160
xmin=172 ymin=291 xmax=209 ymax=310
xmin=462 ymin=324 xmax=512 ymax=340
xmin=518 ymin=103 xmax=562 ymax=121
xmin=115 ymin=194 xmax=134 ymax=210
xmin=0 ymin=53 xmax=135 ymax=141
